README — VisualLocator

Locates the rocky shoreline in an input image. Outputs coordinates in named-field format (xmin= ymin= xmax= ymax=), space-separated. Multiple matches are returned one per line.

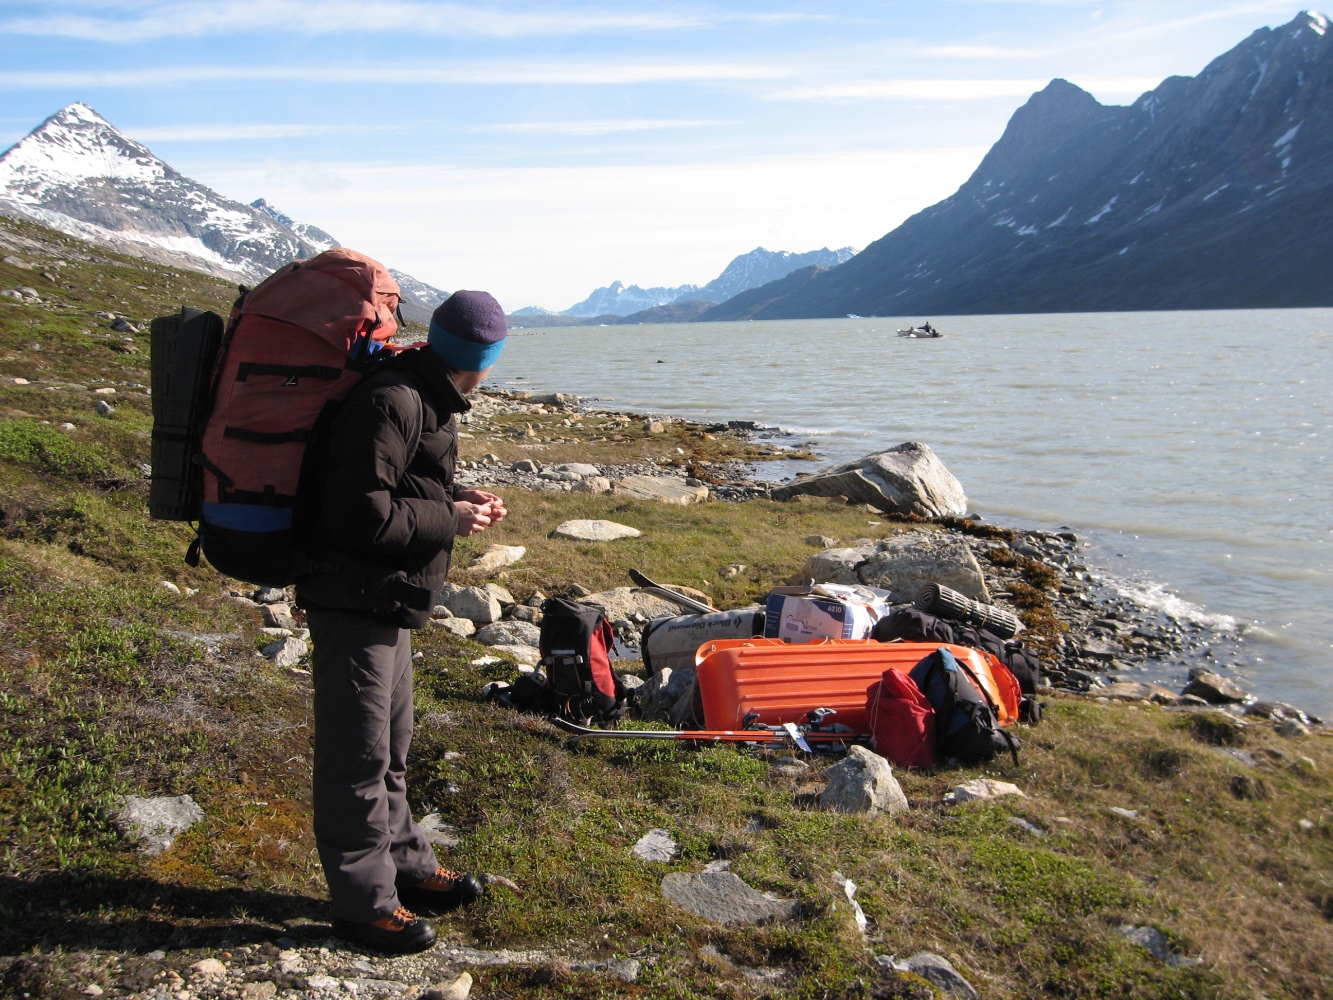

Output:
xmin=457 ymin=386 xmax=1322 ymax=729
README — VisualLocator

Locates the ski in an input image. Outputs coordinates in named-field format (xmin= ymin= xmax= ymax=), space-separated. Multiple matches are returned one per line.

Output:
xmin=551 ymin=716 xmax=862 ymax=750
xmin=628 ymin=567 xmax=718 ymax=615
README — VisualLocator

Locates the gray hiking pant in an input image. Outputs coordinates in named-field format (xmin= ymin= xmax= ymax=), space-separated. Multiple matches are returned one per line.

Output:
xmin=308 ymin=607 xmax=439 ymax=922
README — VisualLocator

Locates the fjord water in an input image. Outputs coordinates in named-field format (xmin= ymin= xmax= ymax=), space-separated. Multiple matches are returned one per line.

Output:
xmin=499 ymin=310 xmax=1332 ymax=717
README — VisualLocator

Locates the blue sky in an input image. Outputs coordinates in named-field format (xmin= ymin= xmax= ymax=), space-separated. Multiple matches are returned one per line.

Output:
xmin=0 ymin=1 xmax=1313 ymax=310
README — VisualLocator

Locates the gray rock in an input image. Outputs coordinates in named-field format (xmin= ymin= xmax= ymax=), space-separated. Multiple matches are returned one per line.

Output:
xmin=632 ymin=828 xmax=678 ymax=862
xmin=253 ymin=587 xmax=287 ymax=604
xmin=572 ymin=476 xmax=613 ymax=494
xmin=818 ymin=746 xmax=908 ymax=816
xmin=581 ymin=587 xmax=681 ymax=622
xmin=499 ymin=645 xmax=542 ymax=667
xmin=261 ymin=603 xmax=300 ymax=631
xmin=553 ymin=462 xmax=601 ymax=478
xmin=551 ymin=519 xmax=642 ymax=541
xmin=796 ymin=533 xmax=990 ymax=605
xmin=110 ymin=317 xmax=138 ymax=333
xmin=474 ymin=620 xmax=542 ymax=647
xmin=439 ymin=584 xmax=503 ymax=624
xmin=95 ymin=400 xmax=114 ymax=417
xmin=614 ymin=475 xmax=709 ymax=505
xmin=858 ymin=531 xmax=990 ymax=603
xmin=113 ymin=794 xmax=205 ymax=855
xmin=769 ymin=442 xmax=967 ymax=517
xmin=419 ymin=812 xmax=461 ymax=847
xmin=419 ymin=972 xmax=472 ymax=1000
xmin=468 ymin=544 xmax=526 ymax=573
xmin=510 ymin=459 xmax=540 ymax=473
xmin=431 ymin=617 xmax=477 ymax=638
xmin=1078 ymin=638 xmax=1120 ymax=661
xmin=1278 ymin=718 xmax=1312 ymax=738
xmin=1181 ymin=668 xmax=1248 ymax=704
xmin=804 ymin=534 xmax=839 ymax=548
xmin=903 ymin=952 xmax=978 ymax=999
xmin=635 ymin=666 xmax=697 ymax=723
xmin=262 ymin=636 xmax=308 ymax=668
xmin=661 ymin=871 xmax=799 ymax=925
xmin=943 ymin=779 xmax=1026 ymax=805
xmin=1117 ymin=925 xmax=1199 ymax=967
xmin=528 ymin=392 xmax=580 ymax=409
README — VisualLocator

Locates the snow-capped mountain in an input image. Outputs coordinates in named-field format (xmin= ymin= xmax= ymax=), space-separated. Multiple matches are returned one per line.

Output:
xmin=250 ymin=197 xmax=338 ymax=253
xmin=562 ymin=280 xmax=702 ymax=318
xmin=706 ymin=10 xmax=1333 ymax=318
xmin=699 ymin=246 xmax=856 ymax=302
xmin=559 ymin=246 xmax=856 ymax=317
xmin=0 ymin=103 xmax=448 ymax=320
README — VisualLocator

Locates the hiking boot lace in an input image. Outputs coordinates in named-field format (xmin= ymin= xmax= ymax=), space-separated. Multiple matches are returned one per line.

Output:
xmin=418 ymin=866 xmax=466 ymax=890
xmin=370 ymin=906 xmax=419 ymax=931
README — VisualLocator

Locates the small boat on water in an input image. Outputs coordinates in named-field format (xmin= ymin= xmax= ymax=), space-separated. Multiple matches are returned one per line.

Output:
xmin=897 ymin=322 xmax=943 ymax=338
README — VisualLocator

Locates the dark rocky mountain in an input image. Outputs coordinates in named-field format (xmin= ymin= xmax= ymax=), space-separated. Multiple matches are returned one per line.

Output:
xmin=559 ymin=245 xmax=855 ymax=317
xmin=704 ymin=11 xmax=1333 ymax=319
xmin=0 ymin=103 xmax=449 ymax=322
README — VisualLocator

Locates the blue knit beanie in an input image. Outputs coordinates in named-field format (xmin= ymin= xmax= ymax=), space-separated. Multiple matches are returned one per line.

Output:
xmin=427 ymin=290 xmax=507 ymax=371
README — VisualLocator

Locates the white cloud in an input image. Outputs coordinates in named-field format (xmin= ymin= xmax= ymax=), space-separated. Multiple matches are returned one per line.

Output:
xmin=921 ymin=45 xmax=1052 ymax=60
xmin=774 ymin=78 xmax=1056 ymax=101
xmin=192 ymin=148 xmax=986 ymax=310
xmin=1 ymin=2 xmax=693 ymax=41
xmin=0 ymin=60 xmax=786 ymax=89
xmin=772 ymin=75 xmax=1160 ymax=103
xmin=127 ymin=123 xmax=359 ymax=141
xmin=0 ymin=1 xmax=821 ymax=41
xmin=469 ymin=119 xmax=726 ymax=136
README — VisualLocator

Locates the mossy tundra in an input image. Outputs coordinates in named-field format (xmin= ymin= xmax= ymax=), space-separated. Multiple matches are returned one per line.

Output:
xmin=0 ymin=215 xmax=1330 ymax=999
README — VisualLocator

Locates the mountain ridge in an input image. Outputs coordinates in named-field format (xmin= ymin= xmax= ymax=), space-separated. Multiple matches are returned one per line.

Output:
xmin=702 ymin=10 xmax=1333 ymax=319
xmin=556 ymin=245 xmax=857 ymax=318
xmin=0 ymin=103 xmax=449 ymax=322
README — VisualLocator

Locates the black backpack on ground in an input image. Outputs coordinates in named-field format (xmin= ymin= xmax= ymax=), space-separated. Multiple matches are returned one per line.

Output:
xmin=538 ymin=597 xmax=626 ymax=725
xmin=952 ymin=625 xmax=1045 ymax=723
xmin=873 ymin=608 xmax=1045 ymax=724
xmin=872 ymin=608 xmax=958 ymax=645
xmin=909 ymin=646 xmax=1020 ymax=765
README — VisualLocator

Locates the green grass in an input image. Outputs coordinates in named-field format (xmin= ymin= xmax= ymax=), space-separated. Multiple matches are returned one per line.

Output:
xmin=1 ymin=214 xmax=1332 ymax=999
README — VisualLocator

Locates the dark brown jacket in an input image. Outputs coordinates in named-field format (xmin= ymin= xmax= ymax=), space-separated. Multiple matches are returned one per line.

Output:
xmin=295 ymin=346 xmax=469 ymax=628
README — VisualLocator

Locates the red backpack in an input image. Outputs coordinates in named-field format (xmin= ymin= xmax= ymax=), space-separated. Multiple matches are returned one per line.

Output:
xmin=150 ymin=248 xmax=402 ymax=586
xmin=867 ymin=668 xmax=937 ymax=769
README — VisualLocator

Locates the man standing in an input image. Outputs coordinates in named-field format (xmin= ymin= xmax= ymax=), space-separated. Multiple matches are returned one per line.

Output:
xmin=296 ymin=290 xmax=509 ymax=953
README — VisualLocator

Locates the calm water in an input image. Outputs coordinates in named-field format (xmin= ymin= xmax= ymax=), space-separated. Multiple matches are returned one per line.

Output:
xmin=498 ymin=310 xmax=1333 ymax=717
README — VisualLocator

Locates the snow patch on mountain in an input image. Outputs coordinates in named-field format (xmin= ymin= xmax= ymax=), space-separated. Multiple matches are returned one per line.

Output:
xmin=0 ymin=102 xmax=449 ymax=316
xmin=561 ymin=245 xmax=857 ymax=317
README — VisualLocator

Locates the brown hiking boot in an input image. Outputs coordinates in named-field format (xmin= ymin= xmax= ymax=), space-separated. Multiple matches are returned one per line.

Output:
xmin=396 ymin=866 xmax=483 ymax=912
xmin=332 ymin=906 xmax=436 ymax=954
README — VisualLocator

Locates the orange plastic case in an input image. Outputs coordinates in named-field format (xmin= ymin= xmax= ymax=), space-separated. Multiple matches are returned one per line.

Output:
xmin=694 ymin=638 xmax=1020 ymax=732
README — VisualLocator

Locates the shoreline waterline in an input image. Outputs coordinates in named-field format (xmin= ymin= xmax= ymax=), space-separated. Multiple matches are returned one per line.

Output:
xmin=491 ymin=309 xmax=1332 ymax=719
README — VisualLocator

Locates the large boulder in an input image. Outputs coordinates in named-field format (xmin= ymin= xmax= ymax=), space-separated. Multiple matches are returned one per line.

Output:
xmin=796 ymin=530 xmax=989 ymax=604
xmin=857 ymin=532 xmax=990 ymax=604
xmin=438 ymin=584 xmax=503 ymax=625
xmin=580 ymin=587 xmax=682 ymax=623
xmin=614 ymin=475 xmax=709 ymax=505
xmin=769 ymin=443 xmax=967 ymax=517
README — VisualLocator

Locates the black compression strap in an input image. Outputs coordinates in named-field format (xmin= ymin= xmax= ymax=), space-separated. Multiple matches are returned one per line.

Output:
xmin=236 ymin=362 xmax=343 ymax=384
